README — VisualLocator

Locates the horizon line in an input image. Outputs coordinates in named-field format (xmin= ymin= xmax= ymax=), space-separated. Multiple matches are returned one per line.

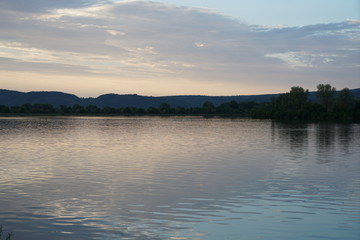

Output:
xmin=2 ymin=87 xmax=360 ymax=99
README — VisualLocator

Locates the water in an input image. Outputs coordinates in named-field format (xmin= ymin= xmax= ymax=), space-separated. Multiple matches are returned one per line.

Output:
xmin=0 ymin=116 xmax=359 ymax=240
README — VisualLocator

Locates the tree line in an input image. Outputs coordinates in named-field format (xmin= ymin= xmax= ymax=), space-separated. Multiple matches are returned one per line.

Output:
xmin=0 ymin=101 xmax=258 ymax=116
xmin=251 ymin=84 xmax=360 ymax=122
xmin=0 ymin=84 xmax=359 ymax=122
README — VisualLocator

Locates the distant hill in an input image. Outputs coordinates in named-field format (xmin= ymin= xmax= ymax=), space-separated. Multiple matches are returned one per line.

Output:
xmin=1 ymin=88 xmax=359 ymax=108
xmin=0 ymin=90 xmax=80 ymax=107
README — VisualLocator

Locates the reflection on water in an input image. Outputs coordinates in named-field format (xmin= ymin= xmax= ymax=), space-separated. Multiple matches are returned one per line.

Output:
xmin=271 ymin=122 xmax=309 ymax=160
xmin=0 ymin=117 xmax=359 ymax=240
xmin=272 ymin=122 xmax=359 ymax=164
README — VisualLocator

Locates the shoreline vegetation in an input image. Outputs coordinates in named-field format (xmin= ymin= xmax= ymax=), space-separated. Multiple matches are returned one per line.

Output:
xmin=1 ymin=84 xmax=359 ymax=122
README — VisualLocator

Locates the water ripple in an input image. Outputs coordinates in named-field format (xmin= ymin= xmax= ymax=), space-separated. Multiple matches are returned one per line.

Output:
xmin=0 ymin=117 xmax=359 ymax=240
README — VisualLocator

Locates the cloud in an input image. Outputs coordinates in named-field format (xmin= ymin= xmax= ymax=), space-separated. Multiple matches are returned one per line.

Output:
xmin=0 ymin=0 xmax=106 ymax=13
xmin=0 ymin=0 xmax=359 ymax=96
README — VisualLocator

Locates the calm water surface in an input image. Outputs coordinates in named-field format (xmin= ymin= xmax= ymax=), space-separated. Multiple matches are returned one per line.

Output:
xmin=0 ymin=117 xmax=359 ymax=240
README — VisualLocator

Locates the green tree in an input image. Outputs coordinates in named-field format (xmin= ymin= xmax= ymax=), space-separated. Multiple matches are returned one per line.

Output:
xmin=175 ymin=106 xmax=186 ymax=114
xmin=136 ymin=108 xmax=145 ymax=114
xmin=31 ymin=104 xmax=55 ymax=113
xmin=59 ymin=105 xmax=72 ymax=114
xmin=238 ymin=102 xmax=257 ymax=115
xmin=216 ymin=102 xmax=233 ymax=114
xmin=122 ymin=107 xmax=136 ymax=114
xmin=251 ymin=102 xmax=272 ymax=119
xmin=335 ymin=88 xmax=355 ymax=121
xmin=72 ymin=104 xmax=86 ymax=114
xmin=147 ymin=106 xmax=160 ymax=114
xmin=86 ymin=105 xmax=101 ymax=114
xmin=190 ymin=107 xmax=202 ymax=114
xmin=159 ymin=103 xmax=171 ymax=114
xmin=0 ymin=105 xmax=10 ymax=113
xmin=354 ymin=100 xmax=360 ymax=122
xmin=102 ymin=106 xmax=117 ymax=114
xmin=20 ymin=103 xmax=32 ymax=113
xmin=336 ymin=88 xmax=354 ymax=111
xmin=316 ymin=84 xmax=336 ymax=112
xmin=271 ymin=86 xmax=309 ymax=120
xmin=202 ymin=101 xmax=216 ymax=114
xmin=10 ymin=106 xmax=22 ymax=113
xmin=230 ymin=101 xmax=239 ymax=109
xmin=289 ymin=86 xmax=308 ymax=109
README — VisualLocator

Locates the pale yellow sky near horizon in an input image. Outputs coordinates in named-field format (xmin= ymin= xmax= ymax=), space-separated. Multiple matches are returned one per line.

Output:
xmin=1 ymin=71 xmax=293 ymax=97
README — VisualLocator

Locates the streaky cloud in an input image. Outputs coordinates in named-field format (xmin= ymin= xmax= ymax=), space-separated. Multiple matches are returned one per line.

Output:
xmin=0 ymin=0 xmax=359 ymax=96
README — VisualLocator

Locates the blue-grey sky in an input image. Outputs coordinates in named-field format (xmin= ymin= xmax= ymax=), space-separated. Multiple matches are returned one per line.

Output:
xmin=153 ymin=0 xmax=359 ymax=26
xmin=0 ymin=0 xmax=359 ymax=96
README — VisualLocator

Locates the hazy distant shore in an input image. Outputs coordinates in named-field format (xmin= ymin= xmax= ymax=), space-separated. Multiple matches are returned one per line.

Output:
xmin=1 ymin=85 xmax=360 ymax=122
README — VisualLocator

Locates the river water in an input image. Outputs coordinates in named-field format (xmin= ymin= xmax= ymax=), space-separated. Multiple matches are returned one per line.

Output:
xmin=0 ymin=117 xmax=359 ymax=240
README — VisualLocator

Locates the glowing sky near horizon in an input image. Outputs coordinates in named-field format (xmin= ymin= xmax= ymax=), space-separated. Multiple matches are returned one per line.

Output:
xmin=0 ymin=0 xmax=359 ymax=97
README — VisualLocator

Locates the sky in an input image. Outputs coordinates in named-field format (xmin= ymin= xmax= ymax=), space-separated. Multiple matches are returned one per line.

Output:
xmin=0 ymin=0 xmax=359 ymax=97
